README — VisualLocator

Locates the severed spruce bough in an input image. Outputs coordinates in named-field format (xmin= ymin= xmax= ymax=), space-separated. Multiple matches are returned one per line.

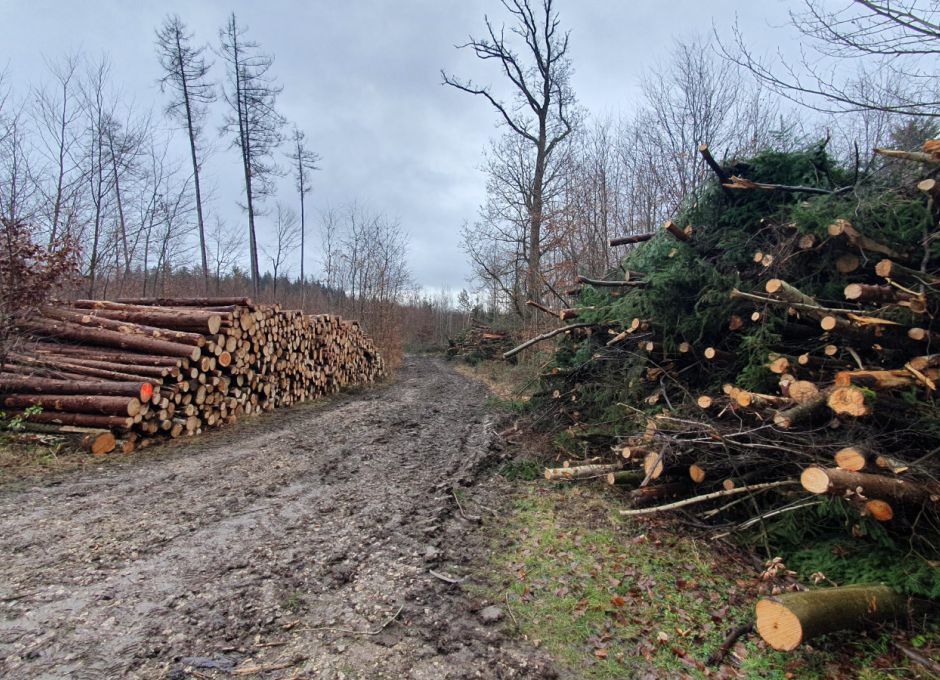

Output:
xmin=516 ymin=142 xmax=940 ymax=649
xmin=1 ymin=297 xmax=385 ymax=453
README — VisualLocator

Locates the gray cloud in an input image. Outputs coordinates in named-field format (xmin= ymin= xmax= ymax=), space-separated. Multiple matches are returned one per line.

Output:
xmin=0 ymin=0 xmax=794 ymax=292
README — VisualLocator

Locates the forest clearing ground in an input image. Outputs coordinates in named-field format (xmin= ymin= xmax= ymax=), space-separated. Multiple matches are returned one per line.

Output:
xmin=0 ymin=356 xmax=556 ymax=679
xmin=459 ymin=359 xmax=938 ymax=680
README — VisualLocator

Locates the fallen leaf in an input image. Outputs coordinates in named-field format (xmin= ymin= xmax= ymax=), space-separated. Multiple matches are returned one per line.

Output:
xmin=594 ymin=648 xmax=608 ymax=659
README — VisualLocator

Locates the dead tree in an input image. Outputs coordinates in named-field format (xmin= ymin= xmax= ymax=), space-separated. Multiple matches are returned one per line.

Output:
xmin=286 ymin=126 xmax=320 ymax=307
xmin=156 ymin=14 xmax=216 ymax=291
xmin=219 ymin=12 xmax=286 ymax=297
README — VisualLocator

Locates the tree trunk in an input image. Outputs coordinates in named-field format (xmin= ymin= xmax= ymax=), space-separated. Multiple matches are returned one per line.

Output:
xmin=0 ymin=376 xmax=153 ymax=402
xmin=3 ymin=394 xmax=141 ymax=417
xmin=801 ymin=466 xmax=940 ymax=507
xmin=756 ymin=584 xmax=911 ymax=651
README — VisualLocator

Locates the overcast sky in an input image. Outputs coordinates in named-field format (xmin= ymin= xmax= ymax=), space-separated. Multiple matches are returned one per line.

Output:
xmin=0 ymin=0 xmax=797 ymax=293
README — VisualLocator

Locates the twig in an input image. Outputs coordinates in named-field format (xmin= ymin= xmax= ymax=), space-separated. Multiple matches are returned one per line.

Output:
xmin=712 ymin=499 xmax=823 ymax=539
xmin=504 ymin=591 xmax=519 ymax=628
xmin=300 ymin=605 xmax=403 ymax=635
xmin=452 ymin=489 xmax=482 ymax=522
xmin=231 ymin=656 xmax=307 ymax=676
xmin=429 ymin=569 xmax=466 ymax=584
xmin=893 ymin=641 xmax=940 ymax=676
xmin=619 ymin=480 xmax=798 ymax=516
xmin=707 ymin=622 xmax=753 ymax=666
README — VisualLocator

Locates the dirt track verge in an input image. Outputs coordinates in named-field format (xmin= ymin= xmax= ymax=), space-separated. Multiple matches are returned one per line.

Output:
xmin=0 ymin=356 xmax=556 ymax=679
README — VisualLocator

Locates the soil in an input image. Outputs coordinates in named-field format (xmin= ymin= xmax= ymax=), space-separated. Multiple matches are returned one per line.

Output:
xmin=0 ymin=356 xmax=558 ymax=679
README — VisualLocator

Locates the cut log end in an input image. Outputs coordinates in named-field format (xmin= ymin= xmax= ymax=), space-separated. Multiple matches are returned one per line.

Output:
xmin=834 ymin=446 xmax=866 ymax=472
xmin=800 ymin=466 xmax=831 ymax=494
xmin=755 ymin=598 xmax=803 ymax=651
xmin=865 ymin=499 xmax=894 ymax=522
xmin=827 ymin=387 xmax=870 ymax=417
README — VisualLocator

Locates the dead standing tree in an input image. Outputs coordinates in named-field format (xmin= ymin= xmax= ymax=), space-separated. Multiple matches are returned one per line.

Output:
xmin=156 ymin=14 xmax=216 ymax=292
xmin=219 ymin=13 xmax=285 ymax=298
xmin=442 ymin=0 xmax=575 ymax=316
xmin=286 ymin=126 xmax=320 ymax=307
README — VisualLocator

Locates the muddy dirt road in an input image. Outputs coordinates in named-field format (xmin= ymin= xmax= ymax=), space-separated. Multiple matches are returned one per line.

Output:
xmin=0 ymin=357 xmax=555 ymax=679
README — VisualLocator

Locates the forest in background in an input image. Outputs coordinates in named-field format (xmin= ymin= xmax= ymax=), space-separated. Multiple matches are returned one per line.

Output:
xmin=2 ymin=2 xmax=940 ymax=365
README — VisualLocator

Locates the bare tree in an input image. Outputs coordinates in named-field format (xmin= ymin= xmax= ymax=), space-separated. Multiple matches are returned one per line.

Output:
xmin=263 ymin=202 xmax=300 ymax=301
xmin=156 ymin=14 xmax=215 ymax=291
xmin=723 ymin=1 xmax=940 ymax=118
xmin=286 ymin=125 xmax=320 ymax=305
xmin=33 ymin=54 xmax=86 ymax=246
xmin=207 ymin=215 xmax=245 ymax=293
xmin=443 ymin=0 xmax=575 ymax=313
xmin=219 ymin=12 xmax=286 ymax=297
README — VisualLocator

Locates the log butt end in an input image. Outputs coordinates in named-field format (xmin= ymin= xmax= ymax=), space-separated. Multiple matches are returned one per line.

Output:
xmin=756 ymin=598 xmax=803 ymax=651
xmin=801 ymin=466 xmax=830 ymax=494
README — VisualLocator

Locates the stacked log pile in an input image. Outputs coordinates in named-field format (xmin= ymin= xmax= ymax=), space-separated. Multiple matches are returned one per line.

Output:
xmin=515 ymin=142 xmax=940 ymax=646
xmin=447 ymin=320 xmax=516 ymax=362
xmin=1 ymin=297 xmax=385 ymax=453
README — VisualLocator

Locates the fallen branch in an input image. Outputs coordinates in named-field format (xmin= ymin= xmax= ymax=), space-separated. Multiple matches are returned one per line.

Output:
xmin=575 ymin=275 xmax=646 ymax=288
xmin=231 ymin=656 xmax=307 ymax=676
xmin=609 ymin=232 xmax=654 ymax=247
xmin=618 ymin=480 xmax=798 ymax=516
xmin=893 ymin=641 xmax=940 ymax=676
xmin=503 ymin=322 xmax=593 ymax=359
xmin=723 ymin=175 xmax=835 ymax=195
xmin=706 ymin=622 xmax=753 ymax=666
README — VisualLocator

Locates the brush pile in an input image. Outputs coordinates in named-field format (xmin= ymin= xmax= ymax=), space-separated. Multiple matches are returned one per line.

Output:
xmin=447 ymin=320 xmax=516 ymax=363
xmin=519 ymin=143 xmax=940 ymax=601
xmin=1 ymin=297 xmax=385 ymax=453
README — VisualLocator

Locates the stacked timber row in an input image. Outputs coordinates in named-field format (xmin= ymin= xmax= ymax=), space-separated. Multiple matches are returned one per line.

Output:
xmin=1 ymin=297 xmax=385 ymax=453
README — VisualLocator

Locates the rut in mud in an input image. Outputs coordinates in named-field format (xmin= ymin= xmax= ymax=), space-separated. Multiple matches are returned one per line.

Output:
xmin=0 ymin=356 xmax=556 ymax=679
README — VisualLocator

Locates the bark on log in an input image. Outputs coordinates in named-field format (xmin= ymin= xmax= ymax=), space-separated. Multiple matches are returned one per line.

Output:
xmin=609 ymin=232 xmax=654 ymax=247
xmin=18 ymin=318 xmax=200 ymax=360
xmin=3 ymin=410 xmax=134 ymax=430
xmin=875 ymin=259 xmax=940 ymax=288
xmin=114 ymin=297 xmax=252 ymax=307
xmin=3 ymin=394 xmax=141 ymax=417
xmin=663 ymin=220 xmax=690 ymax=242
xmin=42 ymin=307 xmax=206 ymax=346
xmin=801 ymin=467 xmax=940 ymax=506
xmin=544 ymin=463 xmax=621 ymax=481
xmin=827 ymin=219 xmax=903 ymax=259
xmin=0 ymin=376 xmax=153 ymax=402
xmin=575 ymin=275 xmax=647 ymax=288
xmin=756 ymin=584 xmax=911 ymax=651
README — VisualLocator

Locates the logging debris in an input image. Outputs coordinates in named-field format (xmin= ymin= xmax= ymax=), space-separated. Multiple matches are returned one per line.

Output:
xmin=518 ymin=143 xmax=940 ymax=622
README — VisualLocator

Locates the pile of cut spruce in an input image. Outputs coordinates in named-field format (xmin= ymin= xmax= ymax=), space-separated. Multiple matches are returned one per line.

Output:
xmin=447 ymin=320 xmax=516 ymax=363
xmin=510 ymin=143 xmax=940 ymax=654
xmin=1 ymin=297 xmax=385 ymax=453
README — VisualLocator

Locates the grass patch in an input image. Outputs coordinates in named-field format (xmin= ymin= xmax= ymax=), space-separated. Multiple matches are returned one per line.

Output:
xmin=481 ymin=483 xmax=931 ymax=679
xmin=454 ymin=359 xmax=538 ymax=403
xmin=0 ymin=432 xmax=90 ymax=483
